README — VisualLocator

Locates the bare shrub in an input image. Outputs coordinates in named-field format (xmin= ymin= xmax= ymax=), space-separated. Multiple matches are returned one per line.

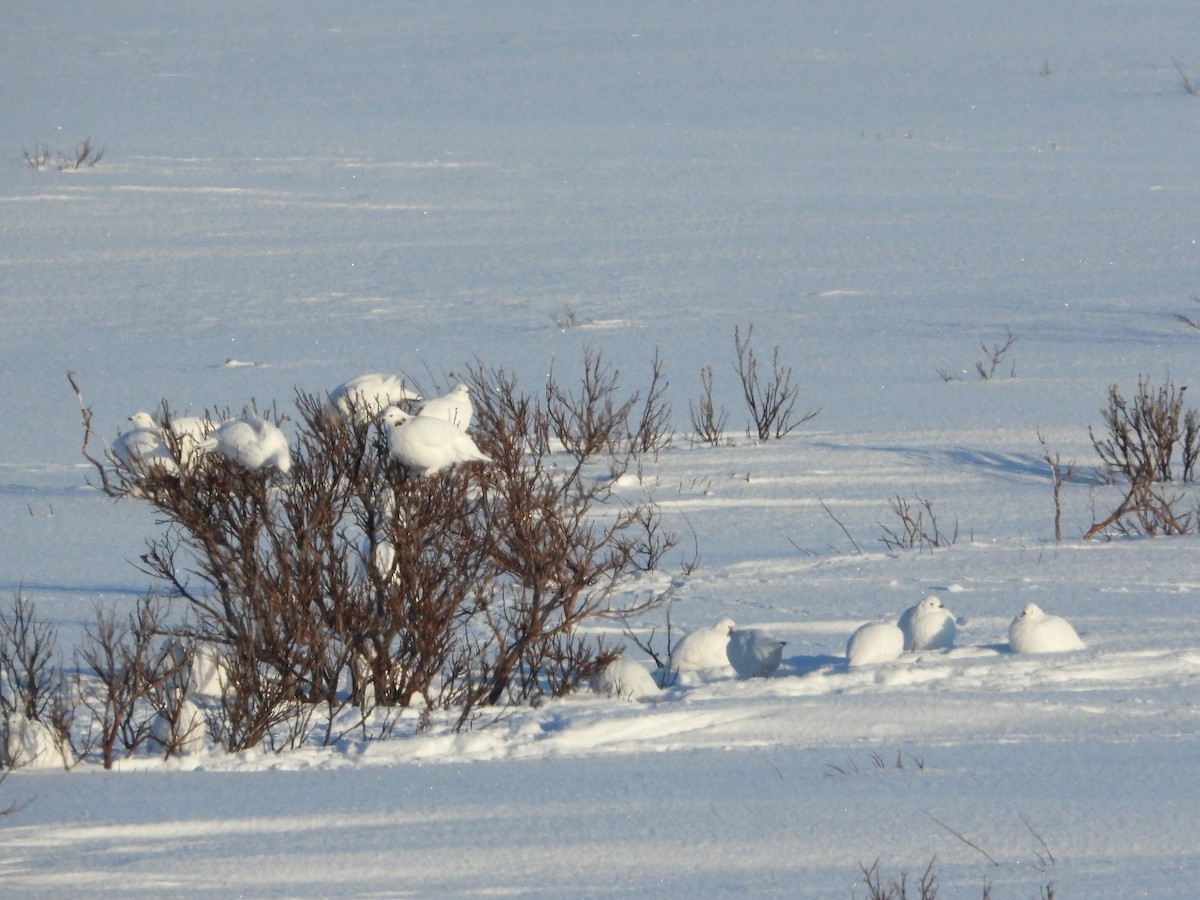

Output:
xmin=75 ymin=596 xmax=183 ymax=769
xmin=71 ymin=353 xmax=673 ymax=751
xmin=689 ymin=365 xmax=728 ymax=446
xmin=877 ymin=495 xmax=958 ymax=552
xmin=544 ymin=346 xmax=639 ymax=478
xmin=734 ymin=324 xmax=819 ymax=439
xmin=974 ymin=327 xmax=1017 ymax=380
xmin=1085 ymin=376 xmax=1200 ymax=539
xmin=1036 ymin=430 xmax=1078 ymax=542
xmin=627 ymin=348 xmax=674 ymax=460
xmin=859 ymin=858 xmax=939 ymax=900
xmin=0 ymin=592 xmax=74 ymax=767
xmin=22 ymin=138 xmax=104 ymax=171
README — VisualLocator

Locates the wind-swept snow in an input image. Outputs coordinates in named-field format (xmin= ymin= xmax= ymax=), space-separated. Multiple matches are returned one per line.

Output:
xmin=3 ymin=0 xmax=1200 ymax=896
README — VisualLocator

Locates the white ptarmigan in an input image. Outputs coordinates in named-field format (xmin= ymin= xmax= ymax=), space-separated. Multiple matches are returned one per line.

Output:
xmin=3 ymin=711 xmax=67 ymax=769
xmin=150 ymin=693 xmax=207 ymax=755
xmin=378 ymin=406 xmax=491 ymax=476
xmin=1008 ymin=603 xmax=1085 ymax=654
xmin=846 ymin=621 xmax=904 ymax=667
xmin=725 ymin=628 xmax=786 ymax=678
xmin=329 ymin=373 xmax=421 ymax=424
xmin=670 ymin=618 xmax=736 ymax=673
xmin=163 ymin=414 xmax=215 ymax=468
xmin=898 ymin=595 xmax=957 ymax=652
xmin=113 ymin=412 xmax=180 ymax=477
xmin=203 ymin=415 xmax=292 ymax=474
xmin=418 ymin=382 xmax=474 ymax=431
xmin=591 ymin=656 xmax=660 ymax=700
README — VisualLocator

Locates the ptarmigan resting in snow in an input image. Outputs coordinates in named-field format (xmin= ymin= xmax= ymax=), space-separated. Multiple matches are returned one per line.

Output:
xmin=670 ymin=618 xmax=735 ymax=673
xmin=1008 ymin=603 xmax=1085 ymax=654
xmin=329 ymin=373 xmax=421 ymax=424
xmin=846 ymin=621 xmax=904 ymax=667
xmin=898 ymin=595 xmax=957 ymax=652
xmin=725 ymin=628 xmax=786 ymax=678
xmin=378 ymin=406 xmax=490 ymax=477
xmin=591 ymin=656 xmax=660 ymax=700
xmin=418 ymin=382 xmax=474 ymax=431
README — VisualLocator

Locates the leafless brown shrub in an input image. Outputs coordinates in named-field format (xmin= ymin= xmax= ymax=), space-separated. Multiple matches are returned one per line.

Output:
xmin=544 ymin=346 xmax=640 ymax=477
xmin=1036 ymin=430 xmax=1078 ymax=542
xmin=75 ymin=596 xmax=184 ymax=769
xmin=627 ymin=348 xmax=674 ymax=460
xmin=0 ymin=592 xmax=74 ymax=767
xmin=734 ymin=323 xmax=819 ymax=440
xmin=1085 ymin=376 xmax=1200 ymax=540
xmin=689 ymin=364 xmax=728 ymax=446
xmin=71 ymin=354 xmax=673 ymax=752
xmin=22 ymin=138 xmax=104 ymax=171
xmin=974 ymin=327 xmax=1017 ymax=380
xmin=859 ymin=858 xmax=939 ymax=900
xmin=877 ymin=495 xmax=958 ymax=552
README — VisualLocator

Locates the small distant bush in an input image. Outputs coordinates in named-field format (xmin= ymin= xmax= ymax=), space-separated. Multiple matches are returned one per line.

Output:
xmin=877 ymin=494 xmax=958 ymax=552
xmin=690 ymin=324 xmax=818 ymax=444
xmin=1085 ymin=375 xmax=1200 ymax=539
xmin=22 ymin=138 xmax=104 ymax=171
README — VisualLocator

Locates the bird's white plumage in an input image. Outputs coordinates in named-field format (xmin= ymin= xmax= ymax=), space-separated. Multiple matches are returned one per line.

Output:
xmin=150 ymin=695 xmax=206 ymax=755
xmin=3 ymin=711 xmax=66 ymax=769
xmin=898 ymin=595 xmax=957 ymax=652
xmin=846 ymin=621 xmax=904 ymax=667
xmin=1008 ymin=602 xmax=1085 ymax=653
xmin=591 ymin=656 xmax=660 ymax=700
xmin=165 ymin=414 xmax=215 ymax=467
xmin=378 ymin=406 xmax=491 ymax=476
xmin=113 ymin=412 xmax=180 ymax=477
xmin=725 ymin=628 xmax=786 ymax=678
xmin=204 ymin=415 xmax=292 ymax=473
xmin=418 ymin=382 xmax=474 ymax=431
xmin=329 ymin=373 xmax=421 ymax=424
xmin=670 ymin=618 xmax=736 ymax=673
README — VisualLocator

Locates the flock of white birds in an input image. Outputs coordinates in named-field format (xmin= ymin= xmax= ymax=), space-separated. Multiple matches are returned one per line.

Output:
xmin=592 ymin=596 xmax=1087 ymax=701
xmin=110 ymin=372 xmax=491 ymax=482
xmin=98 ymin=372 xmax=1091 ymax=750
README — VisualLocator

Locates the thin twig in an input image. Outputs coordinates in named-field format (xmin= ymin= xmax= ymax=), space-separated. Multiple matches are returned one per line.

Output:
xmin=1019 ymin=811 xmax=1056 ymax=867
xmin=925 ymin=811 xmax=1001 ymax=866
xmin=820 ymin=497 xmax=863 ymax=554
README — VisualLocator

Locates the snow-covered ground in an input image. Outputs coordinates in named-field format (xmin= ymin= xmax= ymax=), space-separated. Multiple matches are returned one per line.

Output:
xmin=4 ymin=2 xmax=1200 ymax=895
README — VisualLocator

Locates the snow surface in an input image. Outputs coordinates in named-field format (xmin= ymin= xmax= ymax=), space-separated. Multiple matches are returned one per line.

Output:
xmin=4 ymin=1 xmax=1200 ymax=896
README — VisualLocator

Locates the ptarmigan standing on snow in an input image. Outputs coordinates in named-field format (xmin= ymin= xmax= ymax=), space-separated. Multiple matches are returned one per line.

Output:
xmin=725 ymin=628 xmax=786 ymax=678
xmin=418 ymin=382 xmax=474 ymax=431
xmin=846 ymin=621 xmax=904 ymax=667
xmin=378 ymin=406 xmax=490 ymax=476
xmin=670 ymin=618 xmax=735 ymax=673
xmin=329 ymin=373 xmax=421 ymax=423
xmin=1008 ymin=603 xmax=1085 ymax=654
xmin=898 ymin=595 xmax=957 ymax=652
